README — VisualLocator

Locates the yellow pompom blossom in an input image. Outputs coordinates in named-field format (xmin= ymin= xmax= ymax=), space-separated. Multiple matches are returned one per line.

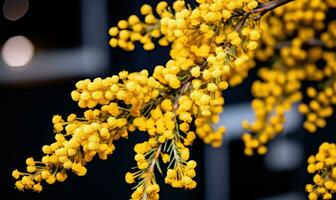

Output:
xmin=242 ymin=68 xmax=304 ymax=155
xmin=13 ymin=0 xmax=336 ymax=199
xmin=242 ymin=0 xmax=336 ymax=155
xmin=299 ymin=53 xmax=336 ymax=133
xmin=12 ymin=69 xmax=166 ymax=192
xmin=234 ymin=0 xmax=336 ymax=198
xmin=110 ymin=1 xmax=275 ymax=197
xmin=306 ymin=143 xmax=336 ymax=200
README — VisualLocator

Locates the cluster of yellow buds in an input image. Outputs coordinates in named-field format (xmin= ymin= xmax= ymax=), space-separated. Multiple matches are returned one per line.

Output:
xmin=12 ymin=70 xmax=165 ymax=192
xmin=126 ymin=139 xmax=161 ymax=200
xmin=242 ymin=0 xmax=336 ymax=148
xmin=165 ymin=160 xmax=197 ymax=189
xmin=13 ymin=0 xmax=336 ymax=199
xmin=306 ymin=142 xmax=336 ymax=200
xmin=125 ymin=134 xmax=197 ymax=200
xmin=125 ymin=99 xmax=198 ymax=200
xmin=12 ymin=111 xmax=124 ymax=191
xmin=71 ymin=70 xmax=163 ymax=112
xmin=113 ymin=2 xmax=269 ymax=196
xmin=256 ymin=0 xmax=332 ymax=62
xmin=321 ymin=20 xmax=336 ymax=49
xmin=14 ymin=0 xmax=275 ymax=197
xmin=242 ymin=68 xmax=304 ymax=155
xmin=108 ymin=3 xmax=165 ymax=51
xmin=237 ymin=1 xmax=336 ymax=198
xmin=299 ymin=52 xmax=336 ymax=133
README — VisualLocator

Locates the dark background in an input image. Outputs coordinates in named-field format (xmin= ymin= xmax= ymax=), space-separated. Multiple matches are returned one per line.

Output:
xmin=1 ymin=0 xmax=334 ymax=200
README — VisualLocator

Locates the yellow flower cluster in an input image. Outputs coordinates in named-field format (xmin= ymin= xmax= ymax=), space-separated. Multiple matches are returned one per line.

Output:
xmin=321 ymin=20 xmax=336 ymax=49
xmin=242 ymin=68 xmax=304 ymax=155
xmin=299 ymin=53 xmax=336 ymax=133
xmin=110 ymin=0 xmax=270 ymax=196
xmin=71 ymin=70 xmax=163 ymax=113
xmin=108 ymin=3 xmax=167 ymax=51
xmin=256 ymin=0 xmax=330 ymax=61
xmin=12 ymin=70 xmax=165 ymax=192
xmin=15 ymin=0 xmax=332 ymax=199
xmin=126 ymin=140 xmax=162 ymax=200
xmin=242 ymin=0 xmax=336 ymax=155
xmin=124 ymin=101 xmax=198 ymax=200
xmin=165 ymin=159 xmax=198 ymax=189
xmin=306 ymin=142 xmax=336 ymax=200
xmin=108 ymin=2 xmax=268 ymax=195
xmin=125 ymin=136 xmax=198 ymax=200
xmin=12 ymin=110 xmax=125 ymax=191
xmin=236 ymin=1 xmax=336 ymax=198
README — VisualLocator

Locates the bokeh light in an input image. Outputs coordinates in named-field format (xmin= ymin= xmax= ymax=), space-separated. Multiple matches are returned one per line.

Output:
xmin=1 ymin=35 xmax=34 ymax=67
xmin=2 ymin=0 xmax=29 ymax=21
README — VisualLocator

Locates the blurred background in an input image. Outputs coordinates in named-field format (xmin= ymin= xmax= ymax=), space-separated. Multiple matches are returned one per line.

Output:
xmin=1 ymin=0 xmax=333 ymax=199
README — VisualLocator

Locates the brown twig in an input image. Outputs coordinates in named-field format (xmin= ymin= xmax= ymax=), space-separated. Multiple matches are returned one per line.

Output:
xmin=252 ymin=0 xmax=295 ymax=20
xmin=142 ymin=144 xmax=162 ymax=200
xmin=149 ymin=144 xmax=162 ymax=173
xmin=235 ymin=0 xmax=294 ymax=32
xmin=235 ymin=13 xmax=250 ymax=32
xmin=275 ymin=38 xmax=327 ymax=49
